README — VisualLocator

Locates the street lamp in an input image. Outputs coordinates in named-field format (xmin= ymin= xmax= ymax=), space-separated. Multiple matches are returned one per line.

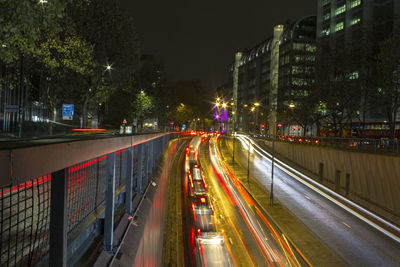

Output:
xmin=270 ymin=104 xmax=277 ymax=206
xmin=247 ymin=136 xmax=251 ymax=185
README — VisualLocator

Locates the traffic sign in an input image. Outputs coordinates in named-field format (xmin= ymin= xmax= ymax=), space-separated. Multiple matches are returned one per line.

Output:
xmin=62 ymin=104 xmax=74 ymax=120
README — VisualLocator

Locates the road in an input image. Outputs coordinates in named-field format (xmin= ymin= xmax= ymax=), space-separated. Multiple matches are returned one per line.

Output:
xmin=229 ymin=134 xmax=400 ymax=266
xmin=197 ymin=136 xmax=309 ymax=266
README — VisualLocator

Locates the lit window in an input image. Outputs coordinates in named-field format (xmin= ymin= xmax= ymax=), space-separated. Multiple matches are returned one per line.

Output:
xmin=335 ymin=5 xmax=346 ymax=16
xmin=305 ymin=44 xmax=316 ymax=52
xmin=351 ymin=17 xmax=361 ymax=25
xmin=321 ymin=28 xmax=330 ymax=36
xmin=293 ymin=43 xmax=305 ymax=50
xmin=292 ymin=66 xmax=302 ymax=74
xmin=349 ymin=71 xmax=359 ymax=80
xmin=323 ymin=13 xmax=331 ymax=21
xmin=351 ymin=0 xmax=361 ymax=8
xmin=335 ymin=22 xmax=344 ymax=32
xmin=292 ymin=78 xmax=304 ymax=86
xmin=322 ymin=0 xmax=330 ymax=5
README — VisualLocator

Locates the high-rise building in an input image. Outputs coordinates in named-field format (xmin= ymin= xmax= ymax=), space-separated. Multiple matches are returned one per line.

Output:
xmin=230 ymin=16 xmax=317 ymax=135
xmin=316 ymin=0 xmax=400 ymax=121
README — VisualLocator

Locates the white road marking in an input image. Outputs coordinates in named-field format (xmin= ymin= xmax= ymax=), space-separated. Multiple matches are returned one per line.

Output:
xmin=305 ymin=195 xmax=311 ymax=200
xmin=343 ymin=222 xmax=351 ymax=229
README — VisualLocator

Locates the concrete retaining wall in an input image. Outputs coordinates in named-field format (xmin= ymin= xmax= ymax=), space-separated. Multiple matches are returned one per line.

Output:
xmin=263 ymin=140 xmax=400 ymax=225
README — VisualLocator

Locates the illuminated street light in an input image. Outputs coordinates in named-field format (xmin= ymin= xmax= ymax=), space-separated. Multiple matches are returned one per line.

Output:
xmin=289 ymin=103 xmax=296 ymax=108
xmin=244 ymin=104 xmax=248 ymax=107
xmin=106 ymin=65 xmax=112 ymax=71
xmin=222 ymin=103 xmax=227 ymax=108
xmin=216 ymin=102 xmax=220 ymax=107
xmin=254 ymin=102 xmax=260 ymax=106
xmin=251 ymin=107 xmax=255 ymax=112
xmin=39 ymin=0 xmax=48 ymax=4
xmin=217 ymin=98 xmax=220 ymax=101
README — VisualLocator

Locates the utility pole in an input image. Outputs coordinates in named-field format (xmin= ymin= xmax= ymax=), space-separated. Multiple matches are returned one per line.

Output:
xmin=232 ymin=119 xmax=235 ymax=166
xmin=270 ymin=105 xmax=277 ymax=206
xmin=247 ymin=136 xmax=251 ymax=185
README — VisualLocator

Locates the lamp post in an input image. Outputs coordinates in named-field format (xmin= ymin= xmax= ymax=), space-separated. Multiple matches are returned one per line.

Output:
xmin=254 ymin=102 xmax=260 ymax=134
xmin=232 ymin=111 xmax=236 ymax=166
xmin=270 ymin=104 xmax=277 ymax=206
xmin=247 ymin=135 xmax=251 ymax=185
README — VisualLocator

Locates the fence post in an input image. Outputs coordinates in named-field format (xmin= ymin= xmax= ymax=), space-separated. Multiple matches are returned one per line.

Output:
xmin=125 ymin=147 xmax=134 ymax=215
xmin=50 ymin=168 xmax=68 ymax=267
xmin=136 ymin=144 xmax=144 ymax=194
xmin=104 ymin=152 xmax=116 ymax=253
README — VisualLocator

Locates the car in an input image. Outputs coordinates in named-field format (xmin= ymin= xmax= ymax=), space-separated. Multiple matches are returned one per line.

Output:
xmin=195 ymin=233 xmax=234 ymax=266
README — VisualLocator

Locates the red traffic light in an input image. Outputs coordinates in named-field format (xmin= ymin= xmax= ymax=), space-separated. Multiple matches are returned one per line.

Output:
xmin=277 ymin=123 xmax=282 ymax=128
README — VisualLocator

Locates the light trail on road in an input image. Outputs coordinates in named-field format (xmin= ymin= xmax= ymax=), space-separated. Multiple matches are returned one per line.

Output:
xmin=232 ymin=134 xmax=400 ymax=265
xmin=208 ymin=136 xmax=308 ymax=267
xmin=235 ymin=134 xmax=400 ymax=244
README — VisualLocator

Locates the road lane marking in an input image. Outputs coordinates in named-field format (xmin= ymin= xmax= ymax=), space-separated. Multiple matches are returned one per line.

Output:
xmin=343 ymin=222 xmax=351 ymax=229
xmin=305 ymin=196 xmax=311 ymax=201
xmin=237 ymin=135 xmax=400 ymax=244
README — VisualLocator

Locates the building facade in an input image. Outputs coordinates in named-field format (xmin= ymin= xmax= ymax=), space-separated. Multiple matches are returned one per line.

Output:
xmin=230 ymin=16 xmax=317 ymax=135
xmin=316 ymin=0 xmax=400 ymax=123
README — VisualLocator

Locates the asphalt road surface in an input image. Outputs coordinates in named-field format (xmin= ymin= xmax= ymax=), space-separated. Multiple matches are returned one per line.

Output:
xmin=231 ymin=134 xmax=400 ymax=266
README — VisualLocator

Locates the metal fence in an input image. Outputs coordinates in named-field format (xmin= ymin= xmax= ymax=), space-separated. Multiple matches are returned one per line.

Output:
xmin=0 ymin=133 xmax=172 ymax=266
xmin=252 ymin=134 xmax=400 ymax=154
xmin=0 ymin=175 xmax=51 ymax=266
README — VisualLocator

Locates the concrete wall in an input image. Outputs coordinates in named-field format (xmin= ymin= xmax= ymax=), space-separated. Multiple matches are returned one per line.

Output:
xmin=264 ymin=140 xmax=400 ymax=225
xmin=0 ymin=133 xmax=169 ymax=186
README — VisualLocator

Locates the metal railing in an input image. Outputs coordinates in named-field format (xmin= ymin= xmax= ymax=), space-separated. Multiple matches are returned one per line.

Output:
xmin=0 ymin=133 xmax=174 ymax=266
xmin=249 ymin=134 xmax=400 ymax=154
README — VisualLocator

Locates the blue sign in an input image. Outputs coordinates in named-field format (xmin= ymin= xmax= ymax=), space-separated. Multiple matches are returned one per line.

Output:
xmin=62 ymin=104 xmax=74 ymax=120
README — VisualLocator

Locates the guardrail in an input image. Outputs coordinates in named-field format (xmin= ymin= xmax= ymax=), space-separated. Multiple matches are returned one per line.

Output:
xmin=249 ymin=134 xmax=400 ymax=154
xmin=0 ymin=133 xmax=175 ymax=266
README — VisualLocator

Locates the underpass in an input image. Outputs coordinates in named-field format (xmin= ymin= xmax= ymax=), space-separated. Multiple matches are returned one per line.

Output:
xmin=1 ymin=132 xmax=400 ymax=266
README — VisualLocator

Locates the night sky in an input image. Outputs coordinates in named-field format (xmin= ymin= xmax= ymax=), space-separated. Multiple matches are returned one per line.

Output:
xmin=123 ymin=0 xmax=317 ymax=92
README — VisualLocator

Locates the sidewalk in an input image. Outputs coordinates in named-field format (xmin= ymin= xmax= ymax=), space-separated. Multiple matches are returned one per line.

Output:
xmin=219 ymin=137 xmax=344 ymax=266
